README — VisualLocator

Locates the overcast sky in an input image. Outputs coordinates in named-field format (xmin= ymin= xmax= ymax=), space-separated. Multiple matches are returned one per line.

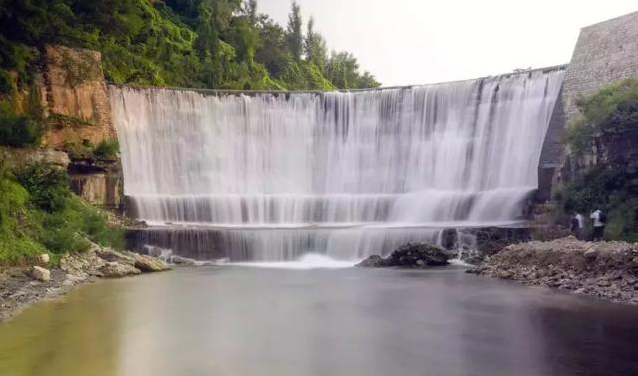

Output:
xmin=258 ymin=0 xmax=638 ymax=86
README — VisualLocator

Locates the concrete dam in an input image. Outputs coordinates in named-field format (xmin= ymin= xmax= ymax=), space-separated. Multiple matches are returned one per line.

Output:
xmin=100 ymin=11 xmax=638 ymax=262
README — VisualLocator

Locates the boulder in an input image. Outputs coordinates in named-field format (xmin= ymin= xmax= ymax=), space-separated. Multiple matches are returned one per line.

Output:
xmin=39 ymin=254 xmax=50 ymax=264
xmin=99 ymin=262 xmax=141 ymax=278
xmin=128 ymin=252 xmax=171 ymax=272
xmin=383 ymin=242 xmax=450 ymax=267
xmin=96 ymin=248 xmax=136 ymax=266
xmin=357 ymin=242 xmax=450 ymax=268
xmin=170 ymin=255 xmax=197 ymax=266
xmin=31 ymin=266 xmax=51 ymax=282
xmin=357 ymin=255 xmax=384 ymax=267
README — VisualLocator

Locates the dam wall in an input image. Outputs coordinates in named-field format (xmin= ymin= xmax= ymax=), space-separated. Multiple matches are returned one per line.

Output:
xmin=538 ymin=11 xmax=638 ymax=201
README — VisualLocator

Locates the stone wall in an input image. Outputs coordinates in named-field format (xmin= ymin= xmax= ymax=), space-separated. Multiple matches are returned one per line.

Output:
xmin=537 ymin=11 xmax=638 ymax=202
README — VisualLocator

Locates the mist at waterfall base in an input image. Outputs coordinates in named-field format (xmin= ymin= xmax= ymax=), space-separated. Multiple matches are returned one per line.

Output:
xmin=111 ymin=69 xmax=564 ymax=263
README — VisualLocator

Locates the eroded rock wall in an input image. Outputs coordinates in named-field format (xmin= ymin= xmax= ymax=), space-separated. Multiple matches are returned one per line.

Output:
xmin=41 ymin=45 xmax=116 ymax=148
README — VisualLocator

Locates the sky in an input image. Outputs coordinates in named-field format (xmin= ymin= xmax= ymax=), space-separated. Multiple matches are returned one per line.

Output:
xmin=258 ymin=0 xmax=638 ymax=86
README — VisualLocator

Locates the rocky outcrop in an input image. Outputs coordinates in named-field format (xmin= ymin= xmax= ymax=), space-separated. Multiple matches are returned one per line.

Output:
xmin=128 ymin=252 xmax=171 ymax=272
xmin=69 ymin=172 xmax=122 ymax=209
xmin=99 ymin=262 xmax=141 ymax=278
xmin=168 ymin=255 xmax=197 ymax=266
xmin=357 ymin=243 xmax=450 ymax=268
xmin=0 ymin=147 xmax=70 ymax=169
xmin=41 ymin=45 xmax=116 ymax=149
xmin=470 ymin=237 xmax=638 ymax=304
xmin=96 ymin=247 xmax=136 ymax=266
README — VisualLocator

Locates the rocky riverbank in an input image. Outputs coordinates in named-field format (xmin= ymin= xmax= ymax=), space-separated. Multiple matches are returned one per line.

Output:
xmin=0 ymin=244 xmax=170 ymax=323
xmin=469 ymin=237 xmax=638 ymax=305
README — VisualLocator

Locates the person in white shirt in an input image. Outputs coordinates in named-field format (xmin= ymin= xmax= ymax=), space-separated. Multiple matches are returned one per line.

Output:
xmin=590 ymin=209 xmax=605 ymax=241
xmin=570 ymin=212 xmax=584 ymax=240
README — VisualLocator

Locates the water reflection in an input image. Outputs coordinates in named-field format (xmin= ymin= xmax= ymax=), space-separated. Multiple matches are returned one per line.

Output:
xmin=0 ymin=280 xmax=121 ymax=376
xmin=1 ymin=268 xmax=638 ymax=376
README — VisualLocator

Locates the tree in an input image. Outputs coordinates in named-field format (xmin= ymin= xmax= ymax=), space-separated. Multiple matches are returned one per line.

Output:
xmin=254 ymin=15 xmax=290 ymax=77
xmin=304 ymin=17 xmax=327 ymax=71
xmin=286 ymin=1 xmax=302 ymax=61
xmin=325 ymin=51 xmax=380 ymax=89
xmin=244 ymin=0 xmax=257 ymax=25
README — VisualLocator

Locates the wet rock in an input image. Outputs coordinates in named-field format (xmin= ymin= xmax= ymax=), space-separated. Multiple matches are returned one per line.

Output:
xmin=99 ymin=262 xmax=141 ymax=278
xmin=96 ymin=248 xmax=136 ymax=266
xmin=357 ymin=243 xmax=450 ymax=268
xmin=170 ymin=255 xmax=197 ymax=266
xmin=31 ymin=266 xmax=51 ymax=282
xmin=128 ymin=252 xmax=171 ymax=272
xmin=357 ymin=255 xmax=384 ymax=267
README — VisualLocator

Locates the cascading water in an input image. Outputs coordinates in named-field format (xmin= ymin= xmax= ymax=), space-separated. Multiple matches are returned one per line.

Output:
xmin=110 ymin=68 xmax=564 ymax=261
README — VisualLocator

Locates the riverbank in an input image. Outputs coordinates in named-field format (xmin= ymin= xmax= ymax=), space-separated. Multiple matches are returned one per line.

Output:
xmin=469 ymin=237 xmax=638 ymax=305
xmin=0 ymin=243 xmax=169 ymax=323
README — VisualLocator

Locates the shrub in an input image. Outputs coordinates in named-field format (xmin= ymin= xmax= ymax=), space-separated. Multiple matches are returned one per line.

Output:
xmin=565 ymin=79 xmax=638 ymax=153
xmin=0 ymin=112 xmax=43 ymax=147
xmin=14 ymin=163 xmax=70 ymax=212
xmin=93 ymin=138 xmax=119 ymax=160
xmin=0 ymin=166 xmax=28 ymax=227
xmin=63 ymin=140 xmax=94 ymax=160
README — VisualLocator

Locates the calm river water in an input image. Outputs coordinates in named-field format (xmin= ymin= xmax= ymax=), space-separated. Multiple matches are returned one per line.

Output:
xmin=2 ymin=265 xmax=638 ymax=376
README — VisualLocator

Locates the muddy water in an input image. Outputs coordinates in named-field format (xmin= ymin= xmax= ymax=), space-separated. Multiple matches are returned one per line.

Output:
xmin=1 ymin=266 xmax=638 ymax=376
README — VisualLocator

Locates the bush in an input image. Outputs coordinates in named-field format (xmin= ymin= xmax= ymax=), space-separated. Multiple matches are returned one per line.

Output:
xmin=93 ymin=138 xmax=119 ymax=160
xmin=13 ymin=163 xmax=70 ymax=212
xmin=0 ymin=166 xmax=28 ymax=227
xmin=63 ymin=140 xmax=94 ymax=160
xmin=0 ymin=112 xmax=43 ymax=147
xmin=0 ymin=162 xmax=126 ymax=264
xmin=565 ymin=79 xmax=638 ymax=153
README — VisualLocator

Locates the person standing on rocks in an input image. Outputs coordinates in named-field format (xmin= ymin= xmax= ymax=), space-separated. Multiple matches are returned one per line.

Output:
xmin=590 ymin=209 xmax=606 ymax=241
xmin=570 ymin=212 xmax=584 ymax=240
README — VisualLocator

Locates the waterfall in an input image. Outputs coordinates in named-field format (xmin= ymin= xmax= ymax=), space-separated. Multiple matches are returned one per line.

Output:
xmin=110 ymin=68 xmax=564 ymax=261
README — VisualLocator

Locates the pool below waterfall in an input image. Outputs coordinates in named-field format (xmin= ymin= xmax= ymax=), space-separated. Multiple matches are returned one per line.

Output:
xmin=2 ymin=266 xmax=638 ymax=376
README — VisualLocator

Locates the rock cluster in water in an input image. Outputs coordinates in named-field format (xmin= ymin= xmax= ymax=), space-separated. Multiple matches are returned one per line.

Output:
xmin=469 ymin=236 xmax=638 ymax=304
xmin=357 ymin=242 xmax=451 ymax=268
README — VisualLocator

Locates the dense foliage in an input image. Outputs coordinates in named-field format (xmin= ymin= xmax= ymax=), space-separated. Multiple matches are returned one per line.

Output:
xmin=0 ymin=99 xmax=43 ymax=147
xmin=564 ymin=79 xmax=638 ymax=153
xmin=0 ymin=0 xmax=380 ymax=91
xmin=557 ymin=79 xmax=638 ymax=241
xmin=0 ymin=162 xmax=124 ymax=265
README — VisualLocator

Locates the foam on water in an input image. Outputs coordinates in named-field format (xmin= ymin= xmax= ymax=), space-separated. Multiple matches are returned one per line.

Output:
xmin=229 ymin=253 xmax=358 ymax=269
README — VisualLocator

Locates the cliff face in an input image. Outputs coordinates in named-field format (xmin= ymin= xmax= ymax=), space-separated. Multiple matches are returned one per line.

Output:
xmin=10 ymin=45 xmax=123 ymax=210
xmin=40 ymin=45 xmax=116 ymax=149
xmin=562 ymin=101 xmax=638 ymax=186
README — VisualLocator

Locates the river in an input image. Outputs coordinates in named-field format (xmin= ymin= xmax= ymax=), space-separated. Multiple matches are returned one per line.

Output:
xmin=1 ymin=265 xmax=638 ymax=376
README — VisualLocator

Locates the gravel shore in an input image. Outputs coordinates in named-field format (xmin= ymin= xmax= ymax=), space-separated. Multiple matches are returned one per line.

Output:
xmin=469 ymin=237 xmax=638 ymax=305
